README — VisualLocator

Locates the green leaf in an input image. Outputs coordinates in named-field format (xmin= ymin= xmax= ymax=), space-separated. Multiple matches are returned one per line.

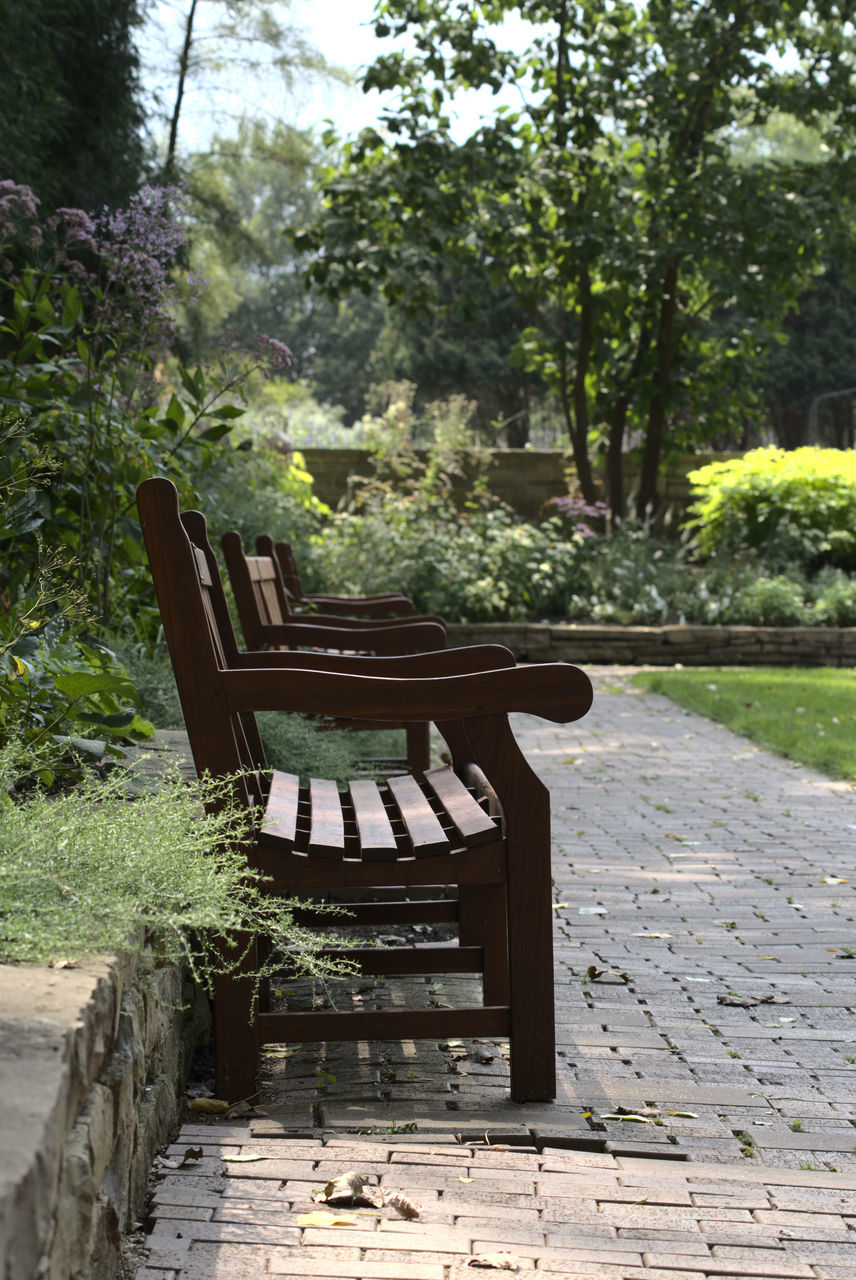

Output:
xmin=164 ymin=393 xmax=185 ymax=428
xmin=62 ymin=286 xmax=83 ymax=328
xmin=54 ymin=673 xmax=138 ymax=701
xmin=198 ymin=423 xmax=233 ymax=441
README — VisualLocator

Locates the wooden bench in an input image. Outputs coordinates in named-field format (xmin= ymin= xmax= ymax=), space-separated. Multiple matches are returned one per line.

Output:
xmin=266 ymin=536 xmax=413 ymax=618
xmin=137 ymin=477 xmax=593 ymax=1104
xmin=222 ymin=529 xmax=446 ymax=773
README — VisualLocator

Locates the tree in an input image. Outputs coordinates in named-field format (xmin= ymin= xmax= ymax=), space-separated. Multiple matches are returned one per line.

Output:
xmin=0 ymin=0 xmax=146 ymax=211
xmin=298 ymin=1 xmax=856 ymax=519
xmin=368 ymin=266 xmax=545 ymax=443
xmin=142 ymin=0 xmax=344 ymax=178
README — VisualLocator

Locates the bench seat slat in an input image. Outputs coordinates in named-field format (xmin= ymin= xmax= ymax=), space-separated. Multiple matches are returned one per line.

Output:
xmin=387 ymin=773 xmax=450 ymax=857
xmin=308 ymin=777 xmax=346 ymax=857
xmin=261 ymin=770 xmax=300 ymax=849
xmin=424 ymin=766 xmax=500 ymax=846
xmin=348 ymin=779 xmax=399 ymax=860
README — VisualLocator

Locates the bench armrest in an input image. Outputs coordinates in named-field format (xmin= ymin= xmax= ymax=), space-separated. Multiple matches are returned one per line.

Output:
xmin=300 ymin=594 xmax=414 ymax=618
xmin=229 ymin=643 xmax=515 ymax=675
xmin=223 ymin=661 xmax=593 ymax=726
xmin=257 ymin=618 xmax=445 ymax=653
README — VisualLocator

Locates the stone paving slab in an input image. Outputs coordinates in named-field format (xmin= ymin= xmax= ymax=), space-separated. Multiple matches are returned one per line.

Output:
xmin=138 ymin=668 xmax=856 ymax=1277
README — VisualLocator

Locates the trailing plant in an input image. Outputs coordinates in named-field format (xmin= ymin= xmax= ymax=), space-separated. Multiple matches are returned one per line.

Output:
xmin=0 ymin=752 xmax=351 ymax=992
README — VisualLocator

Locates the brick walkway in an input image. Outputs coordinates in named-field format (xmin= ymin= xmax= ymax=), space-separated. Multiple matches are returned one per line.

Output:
xmin=137 ymin=669 xmax=856 ymax=1278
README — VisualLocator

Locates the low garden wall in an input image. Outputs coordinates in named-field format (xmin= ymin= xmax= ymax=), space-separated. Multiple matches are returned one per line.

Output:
xmin=446 ymin=622 xmax=856 ymax=666
xmin=299 ymin=447 xmax=739 ymax=523
xmin=0 ymin=951 xmax=208 ymax=1280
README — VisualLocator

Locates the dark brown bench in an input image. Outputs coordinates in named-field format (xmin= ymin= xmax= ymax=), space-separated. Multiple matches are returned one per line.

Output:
xmin=221 ymin=529 xmax=446 ymax=773
xmin=137 ymin=476 xmax=593 ymax=1104
xmin=266 ymin=536 xmax=413 ymax=618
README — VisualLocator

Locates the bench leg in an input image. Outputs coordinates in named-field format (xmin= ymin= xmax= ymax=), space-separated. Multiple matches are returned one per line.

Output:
xmin=405 ymin=722 xmax=431 ymax=777
xmin=506 ymin=857 xmax=556 ymax=1101
xmin=213 ymin=932 xmax=261 ymax=1102
xmin=459 ymin=883 xmax=509 ymax=1007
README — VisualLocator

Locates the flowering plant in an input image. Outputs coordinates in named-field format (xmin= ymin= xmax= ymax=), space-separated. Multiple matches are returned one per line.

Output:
xmin=0 ymin=179 xmax=295 ymax=779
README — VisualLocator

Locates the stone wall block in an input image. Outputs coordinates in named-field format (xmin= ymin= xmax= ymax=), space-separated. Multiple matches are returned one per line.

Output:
xmin=0 ymin=955 xmax=209 ymax=1280
xmin=447 ymin=623 xmax=856 ymax=666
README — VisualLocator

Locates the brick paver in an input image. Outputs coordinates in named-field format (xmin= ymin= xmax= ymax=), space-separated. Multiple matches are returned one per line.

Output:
xmin=137 ymin=669 xmax=856 ymax=1278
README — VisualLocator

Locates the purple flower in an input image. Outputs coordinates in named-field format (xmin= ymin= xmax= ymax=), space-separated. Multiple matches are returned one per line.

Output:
xmin=0 ymin=180 xmax=41 ymax=240
xmin=256 ymin=333 xmax=293 ymax=370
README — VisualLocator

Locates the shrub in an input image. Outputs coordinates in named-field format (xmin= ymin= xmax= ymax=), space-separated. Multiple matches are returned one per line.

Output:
xmin=0 ymin=757 xmax=349 ymax=989
xmin=812 ymin=569 xmax=856 ymax=627
xmin=685 ymin=447 xmax=856 ymax=571
xmin=724 ymin=575 xmax=810 ymax=627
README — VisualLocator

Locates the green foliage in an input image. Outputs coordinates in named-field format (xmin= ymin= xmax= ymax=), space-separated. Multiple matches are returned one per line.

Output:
xmin=686 ymin=447 xmax=856 ymax=570
xmin=0 ymin=758 xmax=350 ymax=990
xmin=301 ymin=1 xmax=856 ymax=517
xmin=726 ymin=577 xmax=810 ymax=627
xmin=812 ymin=569 xmax=856 ymax=627
xmin=764 ymin=264 xmax=856 ymax=448
xmin=201 ymin=436 xmax=328 ymax=552
xmin=0 ymin=184 xmax=295 ymax=781
xmin=632 ymin=668 xmax=856 ymax=783
xmin=257 ymin=713 xmax=404 ymax=786
xmin=0 ymin=0 xmax=145 ymax=210
xmin=0 ymin=421 xmax=155 ymax=786
xmin=303 ymin=387 xmax=593 ymax=622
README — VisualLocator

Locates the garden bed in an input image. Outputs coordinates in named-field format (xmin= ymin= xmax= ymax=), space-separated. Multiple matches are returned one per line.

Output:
xmin=446 ymin=622 xmax=856 ymax=666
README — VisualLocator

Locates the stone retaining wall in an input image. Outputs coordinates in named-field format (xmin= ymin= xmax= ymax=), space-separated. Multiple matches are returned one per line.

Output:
xmin=0 ymin=952 xmax=208 ymax=1280
xmin=446 ymin=622 xmax=856 ymax=666
xmin=299 ymin=447 xmax=738 ymax=523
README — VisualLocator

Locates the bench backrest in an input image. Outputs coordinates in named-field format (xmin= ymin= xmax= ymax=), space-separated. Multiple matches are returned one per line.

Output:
xmin=256 ymin=535 xmax=303 ymax=602
xmin=137 ymin=478 xmax=267 ymax=808
xmin=222 ymin=529 xmax=292 ymax=649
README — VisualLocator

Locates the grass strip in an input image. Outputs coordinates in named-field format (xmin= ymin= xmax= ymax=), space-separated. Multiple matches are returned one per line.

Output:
xmin=632 ymin=666 xmax=856 ymax=782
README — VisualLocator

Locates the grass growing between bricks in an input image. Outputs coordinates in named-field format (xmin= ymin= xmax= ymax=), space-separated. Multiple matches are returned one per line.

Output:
xmin=633 ymin=666 xmax=856 ymax=781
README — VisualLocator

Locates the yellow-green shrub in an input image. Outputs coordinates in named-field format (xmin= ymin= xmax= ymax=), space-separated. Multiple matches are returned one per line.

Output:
xmin=685 ymin=447 xmax=856 ymax=570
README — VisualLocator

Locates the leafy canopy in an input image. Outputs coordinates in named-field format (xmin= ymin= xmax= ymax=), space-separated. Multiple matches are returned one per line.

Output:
xmin=299 ymin=1 xmax=856 ymax=516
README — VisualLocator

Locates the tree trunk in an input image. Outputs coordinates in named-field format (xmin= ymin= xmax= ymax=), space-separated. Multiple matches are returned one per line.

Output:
xmin=638 ymin=258 xmax=679 ymax=519
xmin=163 ymin=0 xmax=199 ymax=179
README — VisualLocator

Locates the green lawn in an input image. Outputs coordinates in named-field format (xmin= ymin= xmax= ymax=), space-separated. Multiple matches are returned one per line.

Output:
xmin=632 ymin=667 xmax=856 ymax=782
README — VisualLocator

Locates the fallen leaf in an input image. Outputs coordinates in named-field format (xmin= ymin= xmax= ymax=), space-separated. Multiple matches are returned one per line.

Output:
xmin=180 ymin=1146 xmax=204 ymax=1165
xmin=552 ymin=902 xmax=569 ymax=910
xmin=586 ymin=965 xmax=605 ymax=981
xmin=633 ymin=932 xmax=671 ymax=939
xmin=668 ymin=1111 xmax=698 ymax=1119
xmin=457 ymin=1176 xmax=475 ymax=1183
xmin=717 ymin=993 xmax=790 ymax=1008
xmin=223 ymin=1153 xmax=270 ymax=1163
xmin=601 ymin=1113 xmax=654 ymax=1124
xmin=579 ymin=906 xmax=607 ymax=915
xmin=821 ymin=876 xmax=848 ymax=885
xmin=383 ymin=1189 xmax=421 ymax=1220
xmin=297 ymin=1211 xmax=359 ymax=1227
xmin=467 ymin=1254 xmax=520 ymax=1271
xmin=188 ymin=1097 xmax=229 ymax=1115
xmin=316 ymin=1170 xmax=370 ymax=1205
